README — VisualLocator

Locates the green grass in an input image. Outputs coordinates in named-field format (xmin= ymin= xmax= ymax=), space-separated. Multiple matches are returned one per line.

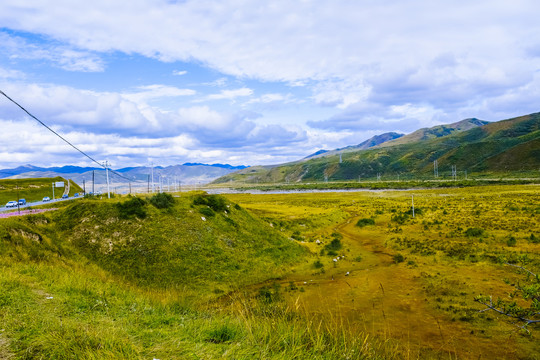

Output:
xmin=0 ymin=177 xmax=83 ymax=205
xmin=1 ymin=186 xmax=539 ymax=358
xmin=0 ymin=193 xmax=399 ymax=359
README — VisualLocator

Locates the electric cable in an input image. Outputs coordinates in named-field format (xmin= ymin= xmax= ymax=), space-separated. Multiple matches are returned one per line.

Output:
xmin=0 ymin=89 xmax=138 ymax=183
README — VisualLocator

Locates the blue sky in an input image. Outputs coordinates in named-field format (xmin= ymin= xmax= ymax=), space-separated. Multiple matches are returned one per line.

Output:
xmin=1 ymin=0 xmax=539 ymax=168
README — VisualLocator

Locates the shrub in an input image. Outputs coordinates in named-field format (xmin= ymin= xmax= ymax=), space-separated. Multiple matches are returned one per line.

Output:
xmin=257 ymin=283 xmax=282 ymax=303
xmin=464 ymin=227 xmax=484 ymax=237
xmin=506 ymin=236 xmax=517 ymax=247
xmin=313 ymin=260 xmax=324 ymax=269
xmin=393 ymin=253 xmax=405 ymax=263
xmin=324 ymin=238 xmax=343 ymax=251
xmin=199 ymin=207 xmax=215 ymax=217
xmin=193 ymin=194 xmax=228 ymax=212
xmin=149 ymin=192 xmax=175 ymax=209
xmin=356 ymin=218 xmax=375 ymax=227
xmin=116 ymin=196 xmax=147 ymax=219
xmin=530 ymin=234 xmax=539 ymax=244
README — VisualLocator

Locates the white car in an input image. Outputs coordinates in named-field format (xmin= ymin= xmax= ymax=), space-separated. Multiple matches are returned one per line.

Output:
xmin=43 ymin=196 xmax=51 ymax=202
xmin=5 ymin=201 xmax=18 ymax=207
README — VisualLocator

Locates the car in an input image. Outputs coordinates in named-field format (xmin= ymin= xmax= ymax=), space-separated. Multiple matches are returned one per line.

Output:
xmin=62 ymin=194 xmax=69 ymax=199
xmin=43 ymin=196 xmax=50 ymax=202
xmin=18 ymin=199 xmax=26 ymax=206
xmin=74 ymin=193 xmax=79 ymax=197
xmin=5 ymin=201 xmax=18 ymax=207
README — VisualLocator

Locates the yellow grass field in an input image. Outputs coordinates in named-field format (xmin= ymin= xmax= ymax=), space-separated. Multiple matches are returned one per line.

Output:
xmin=224 ymin=185 xmax=540 ymax=359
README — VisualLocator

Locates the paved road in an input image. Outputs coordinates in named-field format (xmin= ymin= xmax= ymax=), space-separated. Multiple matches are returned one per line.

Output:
xmin=0 ymin=196 xmax=82 ymax=213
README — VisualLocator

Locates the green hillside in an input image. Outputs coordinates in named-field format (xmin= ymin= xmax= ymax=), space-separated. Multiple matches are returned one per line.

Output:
xmin=2 ymin=194 xmax=377 ymax=359
xmin=213 ymin=112 xmax=540 ymax=184
xmin=376 ymin=118 xmax=488 ymax=148
xmin=51 ymin=193 xmax=305 ymax=297
xmin=0 ymin=177 xmax=83 ymax=205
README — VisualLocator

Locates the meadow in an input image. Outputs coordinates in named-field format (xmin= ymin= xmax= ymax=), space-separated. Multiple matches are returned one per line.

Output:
xmin=0 ymin=185 xmax=538 ymax=359
xmin=224 ymin=185 xmax=540 ymax=359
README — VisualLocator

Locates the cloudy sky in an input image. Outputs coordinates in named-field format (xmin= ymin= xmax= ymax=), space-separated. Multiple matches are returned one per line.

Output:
xmin=1 ymin=0 xmax=539 ymax=169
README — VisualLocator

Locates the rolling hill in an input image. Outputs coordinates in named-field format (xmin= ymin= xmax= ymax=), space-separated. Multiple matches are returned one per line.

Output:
xmin=213 ymin=112 xmax=540 ymax=184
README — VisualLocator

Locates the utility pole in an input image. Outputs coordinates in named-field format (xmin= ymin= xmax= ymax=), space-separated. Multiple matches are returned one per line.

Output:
xmin=52 ymin=182 xmax=55 ymax=200
xmin=147 ymin=175 xmax=150 ymax=193
xmin=412 ymin=195 xmax=415 ymax=218
xmin=434 ymin=160 xmax=438 ymax=178
xmin=92 ymin=170 xmax=95 ymax=194
xmin=83 ymin=179 xmax=85 ymax=195
xmin=151 ymin=162 xmax=154 ymax=193
xmin=16 ymin=183 xmax=20 ymax=214
xmin=104 ymin=160 xmax=111 ymax=199
xmin=339 ymin=153 xmax=342 ymax=164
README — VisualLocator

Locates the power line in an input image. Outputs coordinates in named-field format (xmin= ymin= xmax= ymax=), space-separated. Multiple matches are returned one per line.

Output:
xmin=0 ymin=89 xmax=135 ymax=183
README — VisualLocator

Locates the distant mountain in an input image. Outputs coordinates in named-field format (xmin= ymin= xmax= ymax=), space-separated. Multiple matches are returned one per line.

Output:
xmin=0 ymin=163 xmax=247 ymax=188
xmin=344 ymin=132 xmax=404 ymax=150
xmin=0 ymin=164 xmax=103 ymax=176
xmin=304 ymin=132 xmax=404 ymax=159
xmin=182 ymin=162 xmax=248 ymax=170
xmin=376 ymin=118 xmax=488 ymax=148
xmin=304 ymin=149 xmax=329 ymax=159
xmin=213 ymin=113 xmax=539 ymax=184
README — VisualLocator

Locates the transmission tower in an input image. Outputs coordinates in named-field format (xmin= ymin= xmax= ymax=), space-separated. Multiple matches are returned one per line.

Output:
xmin=434 ymin=160 xmax=438 ymax=178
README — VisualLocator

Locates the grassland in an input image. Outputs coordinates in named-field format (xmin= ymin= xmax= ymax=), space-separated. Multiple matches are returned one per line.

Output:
xmin=0 ymin=186 xmax=538 ymax=359
xmin=224 ymin=185 xmax=540 ymax=359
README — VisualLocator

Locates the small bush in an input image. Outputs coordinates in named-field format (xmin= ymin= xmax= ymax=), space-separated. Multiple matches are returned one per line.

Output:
xmin=506 ymin=236 xmax=517 ymax=247
xmin=199 ymin=207 xmax=215 ymax=217
xmin=393 ymin=253 xmax=405 ymax=263
xmin=116 ymin=196 xmax=147 ymax=219
xmin=149 ymin=192 xmax=175 ymax=209
xmin=530 ymin=234 xmax=539 ymax=244
xmin=193 ymin=194 xmax=228 ymax=212
xmin=257 ymin=283 xmax=282 ymax=304
xmin=465 ymin=227 xmax=484 ymax=237
xmin=313 ymin=260 xmax=324 ymax=269
xmin=324 ymin=238 xmax=343 ymax=251
xmin=356 ymin=218 xmax=375 ymax=227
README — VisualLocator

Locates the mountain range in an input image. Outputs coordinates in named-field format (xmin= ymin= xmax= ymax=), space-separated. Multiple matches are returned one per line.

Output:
xmin=0 ymin=163 xmax=248 ymax=190
xmin=213 ymin=112 xmax=540 ymax=184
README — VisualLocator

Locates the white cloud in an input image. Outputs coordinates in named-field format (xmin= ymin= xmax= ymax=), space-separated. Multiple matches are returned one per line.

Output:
xmin=0 ymin=66 xmax=25 ymax=79
xmin=0 ymin=31 xmax=104 ymax=72
xmin=123 ymin=84 xmax=196 ymax=103
xmin=1 ymin=1 xmax=540 ymax=167
xmin=204 ymin=87 xmax=253 ymax=101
